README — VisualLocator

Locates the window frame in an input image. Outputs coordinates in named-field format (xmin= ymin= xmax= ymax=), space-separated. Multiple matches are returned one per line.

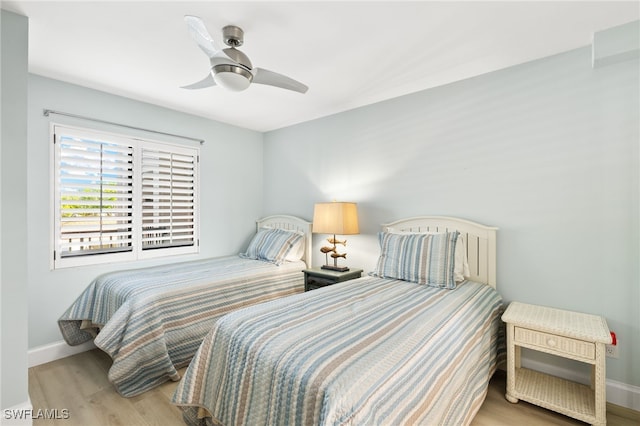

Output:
xmin=51 ymin=124 xmax=200 ymax=269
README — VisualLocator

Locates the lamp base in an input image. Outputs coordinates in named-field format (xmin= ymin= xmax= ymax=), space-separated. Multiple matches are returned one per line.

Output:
xmin=321 ymin=264 xmax=350 ymax=272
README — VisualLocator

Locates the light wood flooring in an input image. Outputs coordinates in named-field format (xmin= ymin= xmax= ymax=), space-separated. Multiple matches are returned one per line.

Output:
xmin=29 ymin=349 xmax=639 ymax=426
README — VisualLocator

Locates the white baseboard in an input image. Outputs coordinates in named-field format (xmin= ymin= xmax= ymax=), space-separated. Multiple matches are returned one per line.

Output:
xmin=606 ymin=378 xmax=640 ymax=412
xmin=523 ymin=358 xmax=640 ymax=411
xmin=28 ymin=340 xmax=95 ymax=368
xmin=1 ymin=398 xmax=32 ymax=426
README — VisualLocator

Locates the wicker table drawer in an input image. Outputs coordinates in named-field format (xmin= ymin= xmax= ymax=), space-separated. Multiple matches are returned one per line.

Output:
xmin=514 ymin=327 xmax=595 ymax=361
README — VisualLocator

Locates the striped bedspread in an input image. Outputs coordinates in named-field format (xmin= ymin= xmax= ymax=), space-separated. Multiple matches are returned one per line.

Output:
xmin=58 ymin=256 xmax=305 ymax=397
xmin=172 ymin=276 xmax=505 ymax=426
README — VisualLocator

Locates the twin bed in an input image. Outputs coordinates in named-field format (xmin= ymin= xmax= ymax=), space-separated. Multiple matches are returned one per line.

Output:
xmin=58 ymin=215 xmax=312 ymax=397
xmin=60 ymin=215 xmax=504 ymax=425
xmin=171 ymin=216 xmax=504 ymax=425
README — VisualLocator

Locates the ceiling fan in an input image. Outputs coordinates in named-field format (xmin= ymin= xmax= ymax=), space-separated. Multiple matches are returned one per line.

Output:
xmin=181 ymin=15 xmax=308 ymax=94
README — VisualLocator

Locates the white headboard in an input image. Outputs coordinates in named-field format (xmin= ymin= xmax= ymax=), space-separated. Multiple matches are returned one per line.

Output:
xmin=256 ymin=215 xmax=313 ymax=268
xmin=382 ymin=216 xmax=498 ymax=289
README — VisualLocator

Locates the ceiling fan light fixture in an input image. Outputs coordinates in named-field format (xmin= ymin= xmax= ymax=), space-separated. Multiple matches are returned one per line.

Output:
xmin=212 ymin=64 xmax=252 ymax=92
xmin=183 ymin=17 xmax=307 ymax=94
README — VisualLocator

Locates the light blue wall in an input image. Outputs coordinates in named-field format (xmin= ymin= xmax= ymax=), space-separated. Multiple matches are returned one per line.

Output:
xmin=1 ymin=9 xmax=30 ymax=410
xmin=26 ymin=75 xmax=265 ymax=349
xmin=263 ymin=46 xmax=639 ymax=387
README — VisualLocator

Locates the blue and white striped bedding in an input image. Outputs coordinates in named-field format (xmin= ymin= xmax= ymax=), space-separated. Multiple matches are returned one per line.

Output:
xmin=58 ymin=256 xmax=305 ymax=397
xmin=172 ymin=276 xmax=505 ymax=426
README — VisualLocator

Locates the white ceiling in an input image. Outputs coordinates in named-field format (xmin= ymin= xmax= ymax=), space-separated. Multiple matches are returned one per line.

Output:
xmin=3 ymin=1 xmax=638 ymax=132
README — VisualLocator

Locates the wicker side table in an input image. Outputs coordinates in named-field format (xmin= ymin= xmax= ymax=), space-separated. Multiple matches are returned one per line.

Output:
xmin=502 ymin=302 xmax=611 ymax=425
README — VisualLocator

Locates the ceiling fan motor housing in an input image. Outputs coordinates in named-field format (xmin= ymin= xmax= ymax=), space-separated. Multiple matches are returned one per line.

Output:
xmin=222 ymin=25 xmax=244 ymax=47
xmin=222 ymin=47 xmax=252 ymax=69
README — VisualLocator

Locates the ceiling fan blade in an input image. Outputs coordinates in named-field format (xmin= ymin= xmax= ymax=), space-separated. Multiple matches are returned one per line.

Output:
xmin=180 ymin=72 xmax=216 ymax=90
xmin=184 ymin=15 xmax=220 ymax=58
xmin=252 ymin=68 xmax=308 ymax=94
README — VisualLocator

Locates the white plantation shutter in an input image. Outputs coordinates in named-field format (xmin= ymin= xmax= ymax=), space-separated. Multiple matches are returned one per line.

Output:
xmin=141 ymin=147 xmax=197 ymax=250
xmin=53 ymin=125 xmax=199 ymax=268
xmin=56 ymin=133 xmax=134 ymax=258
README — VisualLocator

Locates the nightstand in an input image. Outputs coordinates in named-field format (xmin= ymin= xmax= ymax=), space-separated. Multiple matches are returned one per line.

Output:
xmin=502 ymin=301 xmax=611 ymax=426
xmin=302 ymin=267 xmax=363 ymax=291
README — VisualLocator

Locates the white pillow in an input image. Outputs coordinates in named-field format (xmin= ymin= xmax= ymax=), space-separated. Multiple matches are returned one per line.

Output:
xmin=387 ymin=230 xmax=469 ymax=282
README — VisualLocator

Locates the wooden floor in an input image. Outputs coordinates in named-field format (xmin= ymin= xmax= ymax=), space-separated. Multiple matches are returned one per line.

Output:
xmin=29 ymin=349 xmax=639 ymax=426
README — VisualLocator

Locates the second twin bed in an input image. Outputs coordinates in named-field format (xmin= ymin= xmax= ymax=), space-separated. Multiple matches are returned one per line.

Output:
xmin=172 ymin=216 xmax=504 ymax=426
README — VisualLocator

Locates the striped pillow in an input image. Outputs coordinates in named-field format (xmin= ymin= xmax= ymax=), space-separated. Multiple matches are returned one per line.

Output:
xmin=240 ymin=227 xmax=304 ymax=266
xmin=373 ymin=231 xmax=460 ymax=289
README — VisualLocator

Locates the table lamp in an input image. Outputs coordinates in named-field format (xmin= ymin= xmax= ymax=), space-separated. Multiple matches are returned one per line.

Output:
xmin=312 ymin=201 xmax=359 ymax=272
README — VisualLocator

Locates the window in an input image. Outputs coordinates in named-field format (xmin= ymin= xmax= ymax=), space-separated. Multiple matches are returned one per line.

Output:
xmin=52 ymin=125 xmax=199 ymax=269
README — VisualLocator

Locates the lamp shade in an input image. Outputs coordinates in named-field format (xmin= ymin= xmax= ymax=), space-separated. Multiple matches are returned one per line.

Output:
xmin=312 ymin=202 xmax=359 ymax=235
